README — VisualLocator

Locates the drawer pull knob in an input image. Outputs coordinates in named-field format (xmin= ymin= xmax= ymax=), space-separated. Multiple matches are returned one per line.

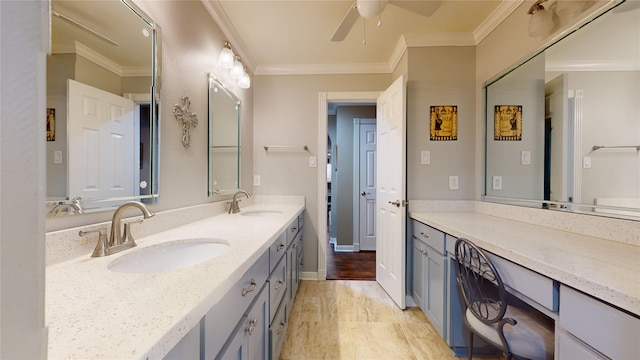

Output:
xmin=242 ymin=279 xmax=257 ymax=296
xmin=246 ymin=318 xmax=258 ymax=335
xmin=420 ymin=232 xmax=430 ymax=238
xmin=276 ymin=322 xmax=286 ymax=335
xmin=291 ymin=227 xmax=297 ymax=232
xmin=277 ymin=243 xmax=285 ymax=251
xmin=275 ymin=280 xmax=284 ymax=290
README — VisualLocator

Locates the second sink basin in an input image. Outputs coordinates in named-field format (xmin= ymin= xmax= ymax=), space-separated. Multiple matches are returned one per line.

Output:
xmin=109 ymin=238 xmax=230 ymax=273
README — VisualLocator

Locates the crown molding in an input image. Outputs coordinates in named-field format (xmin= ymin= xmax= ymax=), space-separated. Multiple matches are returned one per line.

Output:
xmin=201 ymin=0 xmax=256 ymax=72
xmin=52 ymin=41 xmax=150 ymax=77
xmin=254 ymin=62 xmax=392 ymax=76
xmin=546 ymin=59 xmax=640 ymax=72
xmin=473 ymin=0 xmax=524 ymax=44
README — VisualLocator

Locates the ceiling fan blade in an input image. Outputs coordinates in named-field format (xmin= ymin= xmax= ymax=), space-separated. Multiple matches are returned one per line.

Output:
xmin=389 ymin=0 xmax=442 ymax=17
xmin=331 ymin=2 xmax=360 ymax=42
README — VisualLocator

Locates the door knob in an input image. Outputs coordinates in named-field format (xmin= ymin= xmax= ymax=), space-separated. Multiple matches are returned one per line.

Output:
xmin=389 ymin=200 xmax=401 ymax=207
xmin=361 ymin=191 xmax=366 ymax=196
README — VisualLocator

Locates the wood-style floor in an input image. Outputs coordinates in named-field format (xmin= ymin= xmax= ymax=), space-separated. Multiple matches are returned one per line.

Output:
xmin=326 ymin=242 xmax=376 ymax=280
xmin=280 ymin=280 xmax=462 ymax=360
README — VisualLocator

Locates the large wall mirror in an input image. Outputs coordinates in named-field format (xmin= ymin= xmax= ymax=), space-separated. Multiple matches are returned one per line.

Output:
xmin=208 ymin=74 xmax=241 ymax=196
xmin=484 ymin=0 xmax=639 ymax=220
xmin=47 ymin=0 xmax=161 ymax=217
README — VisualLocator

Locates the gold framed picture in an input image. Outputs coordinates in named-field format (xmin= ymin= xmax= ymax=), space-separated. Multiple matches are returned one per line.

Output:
xmin=46 ymin=108 xmax=55 ymax=141
xmin=430 ymin=105 xmax=457 ymax=141
xmin=494 ymin=105 xmax=522 ymax=141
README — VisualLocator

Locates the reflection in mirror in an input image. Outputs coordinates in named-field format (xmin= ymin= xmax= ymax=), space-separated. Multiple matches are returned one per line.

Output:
xmin=46 ymin=0 xmax=160 ymax=217
xmin=484 ymin=0 xmax=640 ymax=220
xmin=208 ymin=74 xmax=241 ymax=196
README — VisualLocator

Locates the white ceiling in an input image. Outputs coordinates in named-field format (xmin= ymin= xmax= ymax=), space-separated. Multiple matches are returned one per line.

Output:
xmin=203 ymin=0 xmax=524 ymax=75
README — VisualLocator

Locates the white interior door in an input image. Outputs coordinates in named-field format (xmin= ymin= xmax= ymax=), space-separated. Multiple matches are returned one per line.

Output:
xmin=359 ymin=121 xmax=377 ymax=251
xmin=68 ymin=79 xmax=136 ymax=200
xmin=376 ymin=75 xmax=406 ymax=309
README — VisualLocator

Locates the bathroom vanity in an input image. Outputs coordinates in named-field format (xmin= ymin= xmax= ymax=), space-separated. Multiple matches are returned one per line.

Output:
xmin=408 ymin=204 xmax=640 ymax=359
xmin=45 ymin=197 xmax=305 ymax=359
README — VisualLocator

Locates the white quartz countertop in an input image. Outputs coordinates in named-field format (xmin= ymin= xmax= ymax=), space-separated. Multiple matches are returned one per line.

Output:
xmin=409 ymin=211 xmax=640 ymax=316
xmin=46 ymin=201 xmax=304 ymax=359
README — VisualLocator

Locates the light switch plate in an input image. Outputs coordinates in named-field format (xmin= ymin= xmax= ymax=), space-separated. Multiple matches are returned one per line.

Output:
xmin=449 ymin=176 xmax=459 ymax=190
xmin=420 ymin=151 xmax=431 ymax=165
xmin=521 ymin=150 xmax=531 ymax=165
xmin=253 ymin=175 xmax=261 ymax=186
xmin=583 ymin=156 xmax=591 ymax=169
xmin=309 ymin=156 xmax=317 ymax=168
xmin=53 ymin=150 xmax=63 ymax=164
xmin=492 ymin=176 xmax=502 ymax=190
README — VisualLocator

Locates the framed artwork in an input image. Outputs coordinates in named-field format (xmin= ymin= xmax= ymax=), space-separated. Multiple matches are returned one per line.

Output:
xmin=46 ymin=108 xmax=55 ymax=141
xmin=430 ymin=105 xmax=458 ymax=141
xmin=494 ymin=105 xmax=522 ymax=141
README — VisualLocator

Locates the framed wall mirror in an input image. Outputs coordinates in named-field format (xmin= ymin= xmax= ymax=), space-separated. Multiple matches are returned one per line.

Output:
xmin=484 ymin=0 xmax=639 ymax=220
xmin=46 ymin=0 xmax=161 ymax=217
xmin=208 ymin=74 xmax=241 ymax=196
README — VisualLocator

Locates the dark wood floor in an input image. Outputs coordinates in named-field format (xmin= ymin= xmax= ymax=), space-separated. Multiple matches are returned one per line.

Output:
xmin=326 ymin=242 xmax=376 ymax=280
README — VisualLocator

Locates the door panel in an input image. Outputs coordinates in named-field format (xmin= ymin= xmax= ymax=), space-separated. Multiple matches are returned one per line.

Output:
xmin=68 ymin=79 xmax=135 ymax=200
xmin=376 ymin=76 xmax=406 ymax=309
xmin=360 ymin=122 xmax=377 ymax=251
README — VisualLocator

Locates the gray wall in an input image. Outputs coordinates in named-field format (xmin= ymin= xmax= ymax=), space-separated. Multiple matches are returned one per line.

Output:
xmin=407 ymin=46 xmax=477 ymax=200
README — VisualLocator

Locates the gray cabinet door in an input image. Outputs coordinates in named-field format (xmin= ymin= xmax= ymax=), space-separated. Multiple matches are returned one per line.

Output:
xmin=424 ymin=245 xmax=446 ymax=336
xmin=412 ymin=238 xmax=426 ymax=309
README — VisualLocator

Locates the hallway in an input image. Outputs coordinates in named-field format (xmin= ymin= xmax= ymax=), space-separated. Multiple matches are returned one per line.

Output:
xmin=326 ymin=243 xmax=376 ymax=280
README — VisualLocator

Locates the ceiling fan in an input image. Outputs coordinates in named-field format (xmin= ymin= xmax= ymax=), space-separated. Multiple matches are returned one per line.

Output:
xmin=331 ymin=0 xmax=442 ymax=42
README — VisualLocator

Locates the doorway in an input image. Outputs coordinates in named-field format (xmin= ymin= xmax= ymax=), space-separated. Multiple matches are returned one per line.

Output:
xmin=325 ymin=102 xmax=377 ymax=280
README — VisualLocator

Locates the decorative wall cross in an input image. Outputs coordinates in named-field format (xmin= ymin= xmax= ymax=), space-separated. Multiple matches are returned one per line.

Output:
xmin=173 ymin=96 xmax=198 ymax=148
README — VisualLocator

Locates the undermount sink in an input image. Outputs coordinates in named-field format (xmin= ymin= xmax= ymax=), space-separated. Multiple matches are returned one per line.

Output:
xmin=240 ymin=210 xmax=283 ymax=216
xmin=108 ymin=238 xmax=230 ymax=273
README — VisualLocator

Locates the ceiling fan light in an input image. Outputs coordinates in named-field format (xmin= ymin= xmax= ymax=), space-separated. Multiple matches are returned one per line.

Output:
xmin=230 ymin=58 xmax=244 ymax=79
xmin=218 ymin=46 xmax=234 ymax=69
xmin=357 ymin=0 xmax=387 ymax=19
xmin=238 ymin=71 xmax=251 ymax=89
xmin=528 ymin=3 xmax=554 ymax=38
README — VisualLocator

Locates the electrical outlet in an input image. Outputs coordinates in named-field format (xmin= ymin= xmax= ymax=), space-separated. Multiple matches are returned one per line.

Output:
xmin=253 ymin=175 xmax=261 ymax=186
xmin=420 ymin=151 xmax=431 ymax=165
xmin=492 ymin=176 xmax=502 ymax=191
xmin=449 ymin=176 xmax=459 ymax=190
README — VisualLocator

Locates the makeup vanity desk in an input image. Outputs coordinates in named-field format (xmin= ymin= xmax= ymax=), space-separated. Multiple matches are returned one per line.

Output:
xmin=409 ymin=210 xmax=640 ymax=359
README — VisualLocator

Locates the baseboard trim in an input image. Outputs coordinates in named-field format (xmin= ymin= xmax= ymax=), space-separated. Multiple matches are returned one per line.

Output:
xmin=329 ymin=237 xmax=336 ymax=245
xmin=334 ymin=244 xmax=355 ymax=252
xmin=302 ymin=271 xmax=320 ymax=280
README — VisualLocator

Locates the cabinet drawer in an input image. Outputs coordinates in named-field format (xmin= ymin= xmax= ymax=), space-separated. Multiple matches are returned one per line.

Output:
xmin=297 ymin=213 xmax=304 ymax=231
xmin=485 ymin=252 xmax=558 ymax=312
xmin=559 ymin=285 xmax=640 ymax=359
xmin=557 ymin=332 xmax=606 ymax=360
xmin=269 ymin=300 xmax=288 ymax=360
xmin=412 ymin=220 xmax=446 ymax=254
xmin=445 ymin=234 xmax=457 ymax=256
xmin=268 ymin=256 xmax=287 ymax=325
xmin=203 ymin=251 xmax=269 ymax=360
xmin=269 ymin=232 xmax=287 ymax=273
xmin=285 ymin=219 xmax=300 ymax=246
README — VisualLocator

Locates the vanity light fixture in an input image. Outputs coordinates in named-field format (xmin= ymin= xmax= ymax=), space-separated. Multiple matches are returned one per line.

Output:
xmin=528 ymin=0 xmax=554 ymax=38
xmin=217 ymin=41 xmax=251 ymax=89
xmin=218 ymin=41 xmax=234 ymax=69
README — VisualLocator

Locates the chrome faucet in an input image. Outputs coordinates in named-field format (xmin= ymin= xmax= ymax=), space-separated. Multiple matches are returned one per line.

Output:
xmin=48 ymin=197 xmax=84 ymax=217
xmin=229 ymin=190 xmax=251 ymax=214
xmin=107 ymin=201 xmax=155 ymax=255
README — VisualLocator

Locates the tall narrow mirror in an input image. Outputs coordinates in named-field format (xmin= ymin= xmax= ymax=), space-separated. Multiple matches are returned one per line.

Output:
xmin=208 ymin=74 xmax=241 ymax=196
xmin=46 ymin=0 xmax=161 ymax=216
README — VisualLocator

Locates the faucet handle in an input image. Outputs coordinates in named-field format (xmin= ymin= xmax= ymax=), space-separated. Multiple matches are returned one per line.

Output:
xmin=80 ymin=228 xmax=109 ymax=258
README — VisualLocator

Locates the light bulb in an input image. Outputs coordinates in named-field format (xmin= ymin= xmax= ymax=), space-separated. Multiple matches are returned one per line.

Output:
xmin=218 ymin=47 xmax=234 ymax=69
xmin=528 ymin=6 xmax=553 ymax=38
xmin=357 ymin=0 xmax=387 ymax=19
xmin=238 ymin=71 xmax=251 ymax=89
xmin=230 ymin=59 xmax=244 ymax=79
